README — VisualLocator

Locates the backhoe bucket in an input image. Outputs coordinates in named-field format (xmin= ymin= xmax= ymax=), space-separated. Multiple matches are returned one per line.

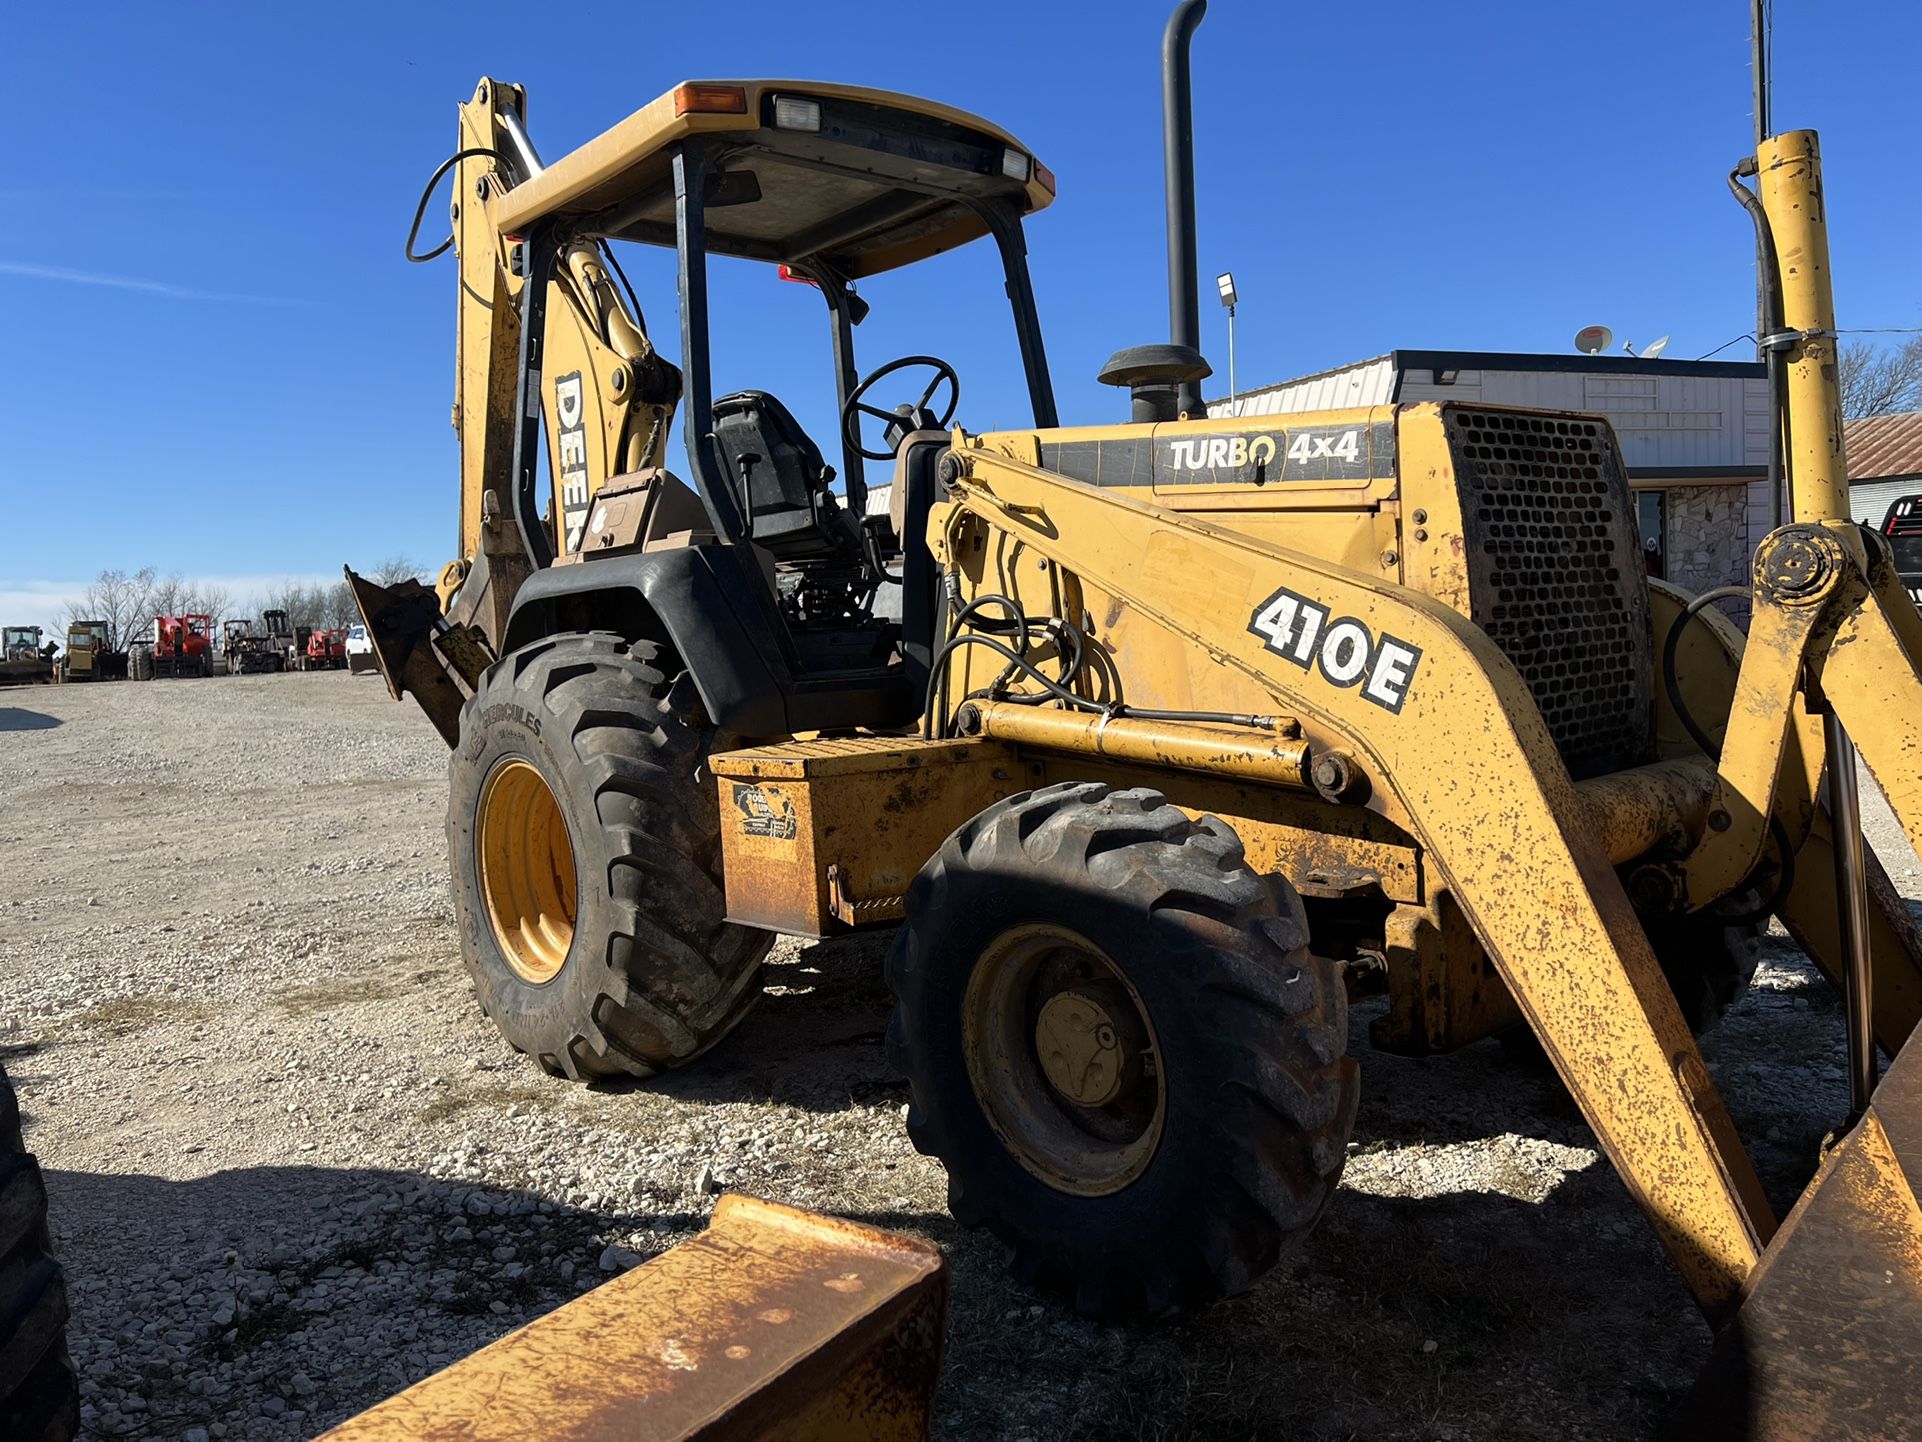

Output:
xmin=1672 ymin=1021 xmax=1922 ymax=1439
xmin=318 ymin=1195 xmax=948 ymax=1441
xmin=344 ymin=567 xmax=491 ymax=748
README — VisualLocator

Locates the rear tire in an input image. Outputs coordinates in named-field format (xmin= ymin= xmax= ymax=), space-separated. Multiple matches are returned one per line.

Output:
xmin=129 ymin=648 xmax=152 ymax=682
xmin=448 ymin=631 xmax=771 ymax=1080
xmin=0 ymin=1066 xmax=78 ymax=1442
xmin=887 ymin=782 xmax=1358 ymax=1317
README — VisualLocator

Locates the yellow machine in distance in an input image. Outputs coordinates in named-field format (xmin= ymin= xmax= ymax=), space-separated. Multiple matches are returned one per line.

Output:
xmin=61 ymin=621 xmax=117 ymax=681
xmin=348 ymin=4 xmax=1922 ymax=1429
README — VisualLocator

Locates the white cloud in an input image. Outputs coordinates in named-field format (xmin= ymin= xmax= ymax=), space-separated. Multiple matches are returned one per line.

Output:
xmin=0 ymin=574 xmax=339 ymax=638
xmin=0 ymin=581 xmax=87 ymax=639
xmin=0 ymin=260 xmax=310 ymax=307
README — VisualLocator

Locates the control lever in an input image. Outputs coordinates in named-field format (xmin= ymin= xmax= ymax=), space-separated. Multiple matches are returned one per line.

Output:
xmin=733 ymin=450 xmax=762 ymax=539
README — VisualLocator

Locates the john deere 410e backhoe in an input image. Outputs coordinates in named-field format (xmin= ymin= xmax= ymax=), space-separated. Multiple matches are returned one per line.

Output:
xmin=350 ymin=6 xmax=1922 ymax=1429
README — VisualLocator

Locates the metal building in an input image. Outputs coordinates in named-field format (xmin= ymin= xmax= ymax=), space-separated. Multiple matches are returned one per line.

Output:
xmin=1844 ymin=410 xmax=1922 ymax=526
xmin=1212 ymin=350 xmax=1770 ymax=595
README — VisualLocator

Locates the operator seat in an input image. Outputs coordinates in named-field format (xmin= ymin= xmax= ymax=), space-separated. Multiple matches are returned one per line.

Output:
xmin=709 ymin=390 xmax=863 ymax=562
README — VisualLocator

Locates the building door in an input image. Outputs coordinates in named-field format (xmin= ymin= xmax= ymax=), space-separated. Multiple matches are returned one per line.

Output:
xmin=1636 ymin=490 xmax=1666 ymax=579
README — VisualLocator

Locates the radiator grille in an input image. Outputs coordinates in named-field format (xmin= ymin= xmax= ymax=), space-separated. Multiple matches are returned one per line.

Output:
xmin=1445 ymin=407 xmax=1652 ymax=779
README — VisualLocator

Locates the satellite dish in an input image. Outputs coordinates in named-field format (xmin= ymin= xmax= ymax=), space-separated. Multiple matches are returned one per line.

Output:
xmin=1574 ymin=325 xmax=1613 ymax=355
xmin=1642 ymin=335 xmax=1671 ymax=361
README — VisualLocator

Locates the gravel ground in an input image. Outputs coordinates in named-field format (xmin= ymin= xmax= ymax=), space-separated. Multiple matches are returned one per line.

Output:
xmin=0 ymin=674 xmax=1914 ymax=1441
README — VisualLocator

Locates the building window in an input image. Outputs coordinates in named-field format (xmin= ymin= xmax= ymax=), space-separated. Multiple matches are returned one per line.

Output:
xmin=1636 ymin=490 xmax=1666 ymax=579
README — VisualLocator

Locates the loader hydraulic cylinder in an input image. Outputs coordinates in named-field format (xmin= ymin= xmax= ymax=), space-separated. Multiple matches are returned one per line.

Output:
xmin=1759 ymin=130 xmax=1849 ymax=525
xmin=1757 ymin=128 xmax=1879 ymax=1123
xmin=1826 ymin=716 xmax=1878 ymax=1118
xmin=965 ymin=700 xmax=1313 ymax=792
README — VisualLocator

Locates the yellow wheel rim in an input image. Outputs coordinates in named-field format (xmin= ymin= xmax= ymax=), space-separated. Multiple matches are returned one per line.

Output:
xmin=962 ymin=923 xmax=1165 ymax=1196
xmin=476 ymin=759 xmax=577 ymax=984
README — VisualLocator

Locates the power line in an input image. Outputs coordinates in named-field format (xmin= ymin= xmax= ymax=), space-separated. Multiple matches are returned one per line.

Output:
xmin=1697 ymin=334 xmax=1756 ymax=361
xmin=1698 ymin=327 xmax=1922 ymax=361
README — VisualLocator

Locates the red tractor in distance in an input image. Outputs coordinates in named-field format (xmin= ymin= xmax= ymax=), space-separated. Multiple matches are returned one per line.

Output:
xmin=131 ymin=614 xmax=214 ymax=680
xmin=303 ymin=628 xmax=347 ymax=671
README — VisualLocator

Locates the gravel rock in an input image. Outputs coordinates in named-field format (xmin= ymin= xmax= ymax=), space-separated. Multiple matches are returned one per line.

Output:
xmin=598 ymin=1245 xmax=642 ymax=1274
xmin=4 ymin=673 xmax=1911 ymax=1440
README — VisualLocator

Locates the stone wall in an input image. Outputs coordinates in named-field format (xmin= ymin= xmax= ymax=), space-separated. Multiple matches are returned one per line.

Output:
xmin=1657 ymin=483 xmax=1752 ymax=593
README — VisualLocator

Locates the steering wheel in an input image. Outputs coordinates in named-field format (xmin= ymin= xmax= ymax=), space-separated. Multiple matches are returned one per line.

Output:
xmin=840 ymin=355 xmax=960 ymax=461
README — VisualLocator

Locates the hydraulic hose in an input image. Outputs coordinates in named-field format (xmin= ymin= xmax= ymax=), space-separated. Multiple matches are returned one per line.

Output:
xmin=405 ymin=148 xmax=507 ymax=263
xmin=924 ymin=589 xmax=1286 ymax=740
xmin=1727 ymin=162 xmax=1789 ymax=528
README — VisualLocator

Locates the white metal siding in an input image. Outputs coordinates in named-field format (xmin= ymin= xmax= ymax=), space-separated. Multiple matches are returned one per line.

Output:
xmin=1399 ymin=369 xmax=1761 ymax=476
xmin=1850 ymin=477 xmax=1922 ymax=525
xmin=1232 ymin=360 xmax=1767 ymax=466
xmin=1210 ymin=357 xmax=1395 ymax=418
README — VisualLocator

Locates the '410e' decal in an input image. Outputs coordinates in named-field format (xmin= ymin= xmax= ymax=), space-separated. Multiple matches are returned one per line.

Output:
xmin=1249 ymin=586 xmax=1423 ymax=713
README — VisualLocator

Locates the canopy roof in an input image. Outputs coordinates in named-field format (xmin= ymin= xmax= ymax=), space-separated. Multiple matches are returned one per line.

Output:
xmin=490 ymin=80 xmax=1054 ymax=279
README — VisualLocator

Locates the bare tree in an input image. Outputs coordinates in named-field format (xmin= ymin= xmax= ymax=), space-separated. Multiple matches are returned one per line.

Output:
xmin=64 ymin=566 xmax=157 ymax=651
xmin=254 ymin=581 xmax=331 ymax=630
xmin=323 ymin=580 xmax=359 ymax=630
xmin=1839 ymin=336 xmax=1922 ymax=419
xmin=144 ymin=574 xmax=229 ymax=626
xmin=371 ymin=555 xmax=425 ymax=586
xmin=193 ymin=582 xmax=232 ymax=624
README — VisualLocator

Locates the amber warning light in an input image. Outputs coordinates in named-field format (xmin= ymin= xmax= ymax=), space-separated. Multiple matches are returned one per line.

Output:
xmin=674 ymin=83 xmax=748 ymax=116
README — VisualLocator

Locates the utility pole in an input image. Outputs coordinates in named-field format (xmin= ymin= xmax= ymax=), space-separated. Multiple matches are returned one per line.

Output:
xmin=1753 ymin=0 xmax=1781 ymax=528
xmin=1752 ymin=0 xmax=1771 ymax=342
xmin=1217 ymin=271 xmax=1238 ymax=412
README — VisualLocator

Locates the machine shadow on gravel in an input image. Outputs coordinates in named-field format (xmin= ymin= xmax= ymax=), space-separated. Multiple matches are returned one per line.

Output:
xmin=589 ymin=930 xmax=904 ymax=1114
xmin=41 ymin=1158 xmax=1707 ymax=1441
xmin=40 ymin=1162 xmax=718 ymax=1438
xmin=846 ymin=1169 xmax=1710 ymax=1441
xmin=0 ymin=707 xmax=62 ymax=732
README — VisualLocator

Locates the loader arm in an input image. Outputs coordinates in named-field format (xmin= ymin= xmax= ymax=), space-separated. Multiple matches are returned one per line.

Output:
xmin=933 ymin=444 xmax=1776 ymax=1314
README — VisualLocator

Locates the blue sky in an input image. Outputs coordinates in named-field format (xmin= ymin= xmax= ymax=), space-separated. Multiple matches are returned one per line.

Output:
xmin=3 ymin=0 xmax=1918 ymax=633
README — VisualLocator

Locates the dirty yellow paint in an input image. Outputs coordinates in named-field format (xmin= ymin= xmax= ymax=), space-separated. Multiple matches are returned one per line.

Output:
xmin=317 ymin=1195 xmax=947 ymax=1442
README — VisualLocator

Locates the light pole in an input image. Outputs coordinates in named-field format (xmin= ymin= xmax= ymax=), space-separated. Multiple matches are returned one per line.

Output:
xmin=1216 ymin=271 xmax=1238 ymax=411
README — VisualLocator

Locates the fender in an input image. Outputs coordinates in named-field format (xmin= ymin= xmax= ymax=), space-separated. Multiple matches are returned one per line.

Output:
xmin=503 ymin=547 xmax=792 ymax=737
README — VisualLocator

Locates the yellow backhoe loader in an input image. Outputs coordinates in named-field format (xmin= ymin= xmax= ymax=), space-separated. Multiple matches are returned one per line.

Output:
xmin=351 ymin=4 xmax=1922 ymax=1430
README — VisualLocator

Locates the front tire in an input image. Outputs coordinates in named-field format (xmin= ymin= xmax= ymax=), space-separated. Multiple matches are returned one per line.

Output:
xmin=887 ymin=782 xmax=1358 ymax=1317
xmin=448 ymin=631 xmax=770 ymax=1080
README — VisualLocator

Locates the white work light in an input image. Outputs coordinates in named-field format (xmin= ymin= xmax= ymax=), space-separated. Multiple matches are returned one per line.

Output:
xmin=1001 ymin=148 xmax=1032 ymax=182
xmin=1217 ymin=271 xmax=1237 ymax=307
xmin=772 ymin=96 xmax=822 ymax=132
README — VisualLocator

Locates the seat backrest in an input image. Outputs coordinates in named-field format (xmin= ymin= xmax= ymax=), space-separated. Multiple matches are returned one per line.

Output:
xmin=709 ymin=391 xmax=856 ymax=561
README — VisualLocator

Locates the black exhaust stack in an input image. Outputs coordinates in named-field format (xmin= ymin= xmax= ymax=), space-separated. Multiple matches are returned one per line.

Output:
xmin=1163 ymin=0 xmax=1208 ymax=417
xmin=1098 ymin=2 xmax=1213 ymax=423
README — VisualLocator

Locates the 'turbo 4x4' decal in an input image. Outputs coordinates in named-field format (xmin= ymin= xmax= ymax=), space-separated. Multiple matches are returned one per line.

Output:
xmin=1249 ymin=586 xmax=1423 ymax=713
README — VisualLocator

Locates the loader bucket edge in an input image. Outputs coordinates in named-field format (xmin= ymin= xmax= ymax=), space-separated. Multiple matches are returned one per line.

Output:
xmin=317 ymin=1193 xmax=948 ymax=1441
xmin=1669 ymin=1017 xmax=1922 ymax=1440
